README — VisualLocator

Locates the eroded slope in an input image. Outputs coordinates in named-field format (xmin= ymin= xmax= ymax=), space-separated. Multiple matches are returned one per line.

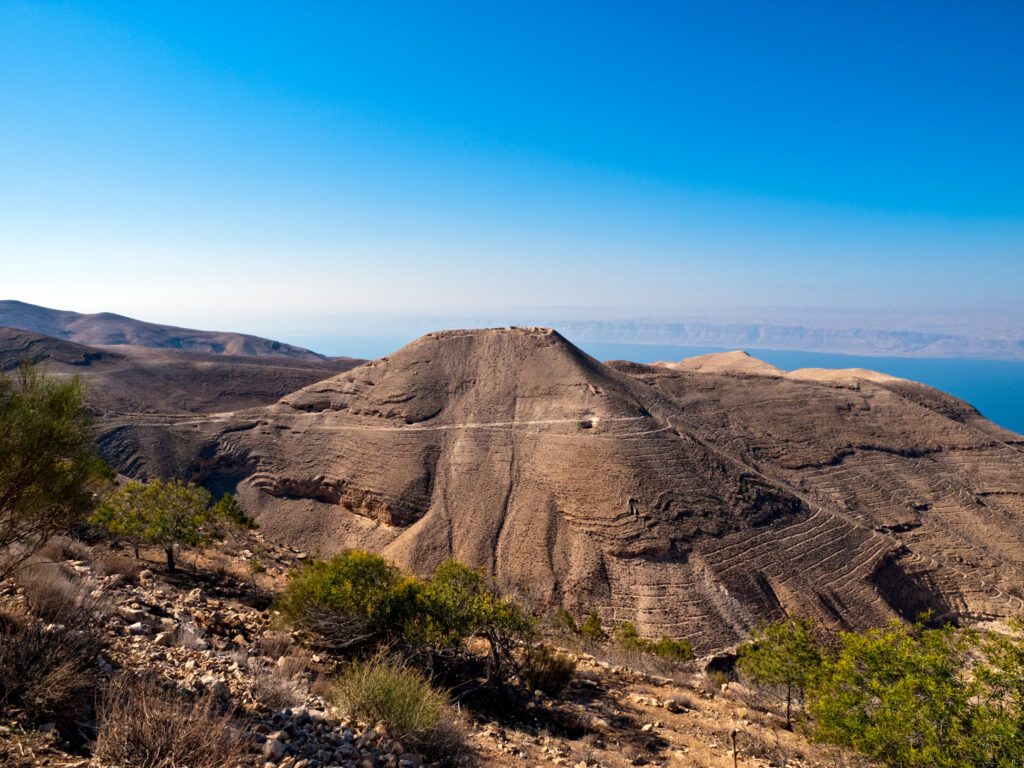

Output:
xmin=101 ymin=330 xmax=1024 ymax=652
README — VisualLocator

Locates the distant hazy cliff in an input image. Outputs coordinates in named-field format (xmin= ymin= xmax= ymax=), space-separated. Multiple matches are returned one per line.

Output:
xmin=552 ymin=320 xmax=1024 ymax=360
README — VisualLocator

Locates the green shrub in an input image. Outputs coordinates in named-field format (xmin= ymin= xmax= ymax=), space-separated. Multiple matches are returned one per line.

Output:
xmin=613 ymin=620 xmax=643 ymax=649
xmin=809 ymin=621 xmax=983 ymax=768
xmin=413 ymin=559 xmax=491 ymax=648
xmin=520 ymin=644 xmax=576 ymax=696
xmin=551 ymin=608 xmax=579 ymax=635
xmin=279 ymin=554 xmax=533 ymax=684
xmin=650 ymin=635 xmax=694 ymax=662
xmin=275 ymin=550 xmax=414 ymax=651
xmin=417 ymin=560 xmax=534 ymax=682
xmin=579 ymin=612 xmax=608 ymax=641
xmin=739 ymin=618 xmax=821 ymax=728
xmin=334 ymin=654 xmax=462 ymax=755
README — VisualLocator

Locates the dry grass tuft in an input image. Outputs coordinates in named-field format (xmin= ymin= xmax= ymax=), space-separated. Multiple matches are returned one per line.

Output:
xmin=35 ymin=535 xmax=91 ymax=563
xmin=334 ymin=653 xmax=467 ymax=759
xmin=172 ymin=620 xmax=209 ymax=650
xmin=520 ymin=644 xmax=576 ymax=696
xmin=254 ymin=629 xmax=293 ymax=659
xmin=95 ymin=551 xmax=144 ymax=584
xmin=666 ymin=691 xmax=701 ymax=712
xmin=0 ymin=609 xmax=102 ymax=724
xmin=249 ymin=656 xmax=310 ymax=711
xmin=95 ymin=672 xmax=252 ymax=768
xmin=14 ymin=560 xmax=108 ymax=625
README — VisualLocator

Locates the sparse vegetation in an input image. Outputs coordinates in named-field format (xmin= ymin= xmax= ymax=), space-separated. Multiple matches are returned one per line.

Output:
xmin=739 ymin=617 xmax=821 ymax=728
xmin=556 ymin=611 xmax=693 ymax=666
xmin=14 ymin=559 xmax=108 ymax=625
xmin=334 ymin=653 xmax=463 ymax=756
xmin=609 ymin=621 xmax=694 ymax=662
xmin=249 ymin=655 xmax=309 ymax=710
xmin=0 ymin=609 xmax=102 ymax=725
xmin=0 ymin=365 xmax=109 ymax=578
xmin=520 ymin=644 xmax=576 ymax=696
xmin=91 ymin=479 xmax=255 ymax=572
xmin=95 ymin=672 xmax=250 ymax=768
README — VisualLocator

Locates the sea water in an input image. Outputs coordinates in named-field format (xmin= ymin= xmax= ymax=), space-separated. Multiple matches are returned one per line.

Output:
xmin=582 ymin=342 xmax=1024 ymax=437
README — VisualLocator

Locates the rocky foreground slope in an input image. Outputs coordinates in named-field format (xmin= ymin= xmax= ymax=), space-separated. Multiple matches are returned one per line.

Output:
xmin=1 ymin=536 xmax=873 ymax=768
xmin=95 ymin=328 xmax=1024 ymax=653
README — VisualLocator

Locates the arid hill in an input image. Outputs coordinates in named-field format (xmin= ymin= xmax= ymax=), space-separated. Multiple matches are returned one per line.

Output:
xmin=0 ymin=300 xmax=323 ymax=359
xmin=93 ymin=328 xmax=1024 ymax=653
xmin=0 ymin=326 xmax=362 ymax=415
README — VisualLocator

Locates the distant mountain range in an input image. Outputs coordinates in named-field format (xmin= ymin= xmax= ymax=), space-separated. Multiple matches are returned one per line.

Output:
xmin=0 ymin=300 xmax=324 ymax=360
xmin=550 ymin=319 xmax=1024 ymax=360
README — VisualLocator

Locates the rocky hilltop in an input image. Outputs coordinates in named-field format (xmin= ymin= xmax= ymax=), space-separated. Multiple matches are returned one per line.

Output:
xmin=96 ymin=327 xmax=1024 ymax=653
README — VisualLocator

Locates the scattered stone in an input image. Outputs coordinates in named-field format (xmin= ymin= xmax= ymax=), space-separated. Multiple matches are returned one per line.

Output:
xmin=119 ymin=606 xmax=147 ymax=622
xmin=153 ymin=630 xmax=175 ymax=646
xmin=263 ymin=737 xmax=286 ymax=761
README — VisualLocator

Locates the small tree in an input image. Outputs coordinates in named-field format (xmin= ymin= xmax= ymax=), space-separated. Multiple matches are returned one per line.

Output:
xmin=91 ymin=480 xmax=148 ymax=557
xmin=212 ymin=492 xmax=258 ymax=531
xmin=417 ymin=560 xmax=533 ymax=684
xmin=92 ymin=479 xmax=249 ymax=572
xmin=0 ymin=365 xmax=109 ymax=578
xmin=808 ymin=621 xmax=976 ymax=767
xmin=738 ymin=617 xmax=822 ymax=728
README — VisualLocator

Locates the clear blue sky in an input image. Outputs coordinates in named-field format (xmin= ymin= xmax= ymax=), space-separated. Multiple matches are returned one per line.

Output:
xmin=1 ymin=2 xmax=1022 ymax=332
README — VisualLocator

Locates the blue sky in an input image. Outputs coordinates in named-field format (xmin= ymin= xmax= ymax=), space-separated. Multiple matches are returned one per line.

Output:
xmin=1 ymin=1 xmax=1022 ymax=333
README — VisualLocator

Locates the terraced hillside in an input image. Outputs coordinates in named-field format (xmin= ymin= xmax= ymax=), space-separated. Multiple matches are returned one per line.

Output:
xmin=95 ymin=328 xmax=1024 ymax=652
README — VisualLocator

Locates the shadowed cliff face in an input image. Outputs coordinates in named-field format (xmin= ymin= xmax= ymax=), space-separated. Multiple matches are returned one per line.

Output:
xmin=95 ymin=328 xmax=1024 ymax=652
